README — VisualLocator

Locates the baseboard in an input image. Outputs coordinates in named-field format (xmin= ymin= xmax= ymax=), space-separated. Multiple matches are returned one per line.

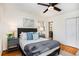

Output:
xmin=1 ymin=50 xmax=8 ymax=56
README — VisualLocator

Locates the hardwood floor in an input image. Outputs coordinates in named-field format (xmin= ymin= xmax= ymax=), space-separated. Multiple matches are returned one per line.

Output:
xmin=2 ymin=49 xmax=22 ymax=56
xmin=60 ymin=44 xmax=78 ymax=55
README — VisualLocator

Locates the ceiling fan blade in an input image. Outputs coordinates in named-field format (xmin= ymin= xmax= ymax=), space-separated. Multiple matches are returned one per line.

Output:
xmin=52 ymin=3 xmax=58 ymax=6
xmin=49 ymin=3 xmax=58 ymax=6
xmin=43 ymin=8 xmax=48 ymax=13
xmin=37 ymin=3 xmax=49 ymax=6
xmin=54 ymin=7 xmax=61 ymax=11
xmin=49 ymin=3 xmax=52 ymax=6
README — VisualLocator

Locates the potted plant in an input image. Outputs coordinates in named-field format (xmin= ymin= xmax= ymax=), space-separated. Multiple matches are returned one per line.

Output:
xmin=7 ymin=32 xmax=14 ymax=39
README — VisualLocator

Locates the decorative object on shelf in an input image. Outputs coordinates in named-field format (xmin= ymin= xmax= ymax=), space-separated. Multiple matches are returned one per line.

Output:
xmin=48 ymin=21 xmax=53 ymax=40
xmin=49 ymin=21 xmax=53 ymax=31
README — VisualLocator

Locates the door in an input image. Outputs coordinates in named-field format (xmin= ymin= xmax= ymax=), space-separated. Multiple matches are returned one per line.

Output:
xmin=76 ymin=17 xmax=79 ymax=48
xmin=66 ymin=18 xmax=76 ymax=44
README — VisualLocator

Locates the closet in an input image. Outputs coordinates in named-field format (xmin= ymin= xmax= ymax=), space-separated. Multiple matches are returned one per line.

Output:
xmin=66 ymin=16 xmax=79 ymax=48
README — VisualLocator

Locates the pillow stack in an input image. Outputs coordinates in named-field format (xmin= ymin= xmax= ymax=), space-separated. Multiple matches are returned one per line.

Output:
xmin=20 ymin=32 xmax=39 ymax=40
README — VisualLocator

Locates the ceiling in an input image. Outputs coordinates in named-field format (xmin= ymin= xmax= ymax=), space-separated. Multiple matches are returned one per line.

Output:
xmin=4 ymin=3 xmax=79 ymax=17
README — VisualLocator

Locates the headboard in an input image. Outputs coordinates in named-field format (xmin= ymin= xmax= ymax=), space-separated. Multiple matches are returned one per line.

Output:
xmin=17 ymin=28 xmax=37 ymax=38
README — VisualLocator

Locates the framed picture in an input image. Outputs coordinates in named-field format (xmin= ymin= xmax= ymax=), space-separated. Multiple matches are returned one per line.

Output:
xmin=23 ymin=18 xmax=34 ymax=28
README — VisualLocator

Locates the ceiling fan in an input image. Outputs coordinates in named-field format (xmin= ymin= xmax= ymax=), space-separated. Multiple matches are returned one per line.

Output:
xmin=37 ymin=3 xmax=61 ymax=13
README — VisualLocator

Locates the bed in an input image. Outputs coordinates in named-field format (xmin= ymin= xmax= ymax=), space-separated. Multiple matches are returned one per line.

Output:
xmin=17 ymin=28 xmax=60 ymax=56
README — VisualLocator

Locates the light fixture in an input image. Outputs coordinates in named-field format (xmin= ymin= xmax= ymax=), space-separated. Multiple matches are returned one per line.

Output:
xmin=48 ymin=6 xmax=54 ymax=11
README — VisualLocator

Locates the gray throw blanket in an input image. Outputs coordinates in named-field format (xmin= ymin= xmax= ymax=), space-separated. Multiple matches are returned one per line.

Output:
xmin=24 ymin=40 xmax=60 ymax=56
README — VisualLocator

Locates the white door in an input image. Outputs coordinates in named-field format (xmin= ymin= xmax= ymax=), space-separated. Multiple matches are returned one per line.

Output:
xmin=66 ymin=18 xmax=76 ymax=45
xmin=76 ymin=17 xmax=79 ymax=48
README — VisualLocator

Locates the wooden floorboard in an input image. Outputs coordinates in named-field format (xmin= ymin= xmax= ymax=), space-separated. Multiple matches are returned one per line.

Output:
xmin=60 ymin=44 xmax=78 ymax=55
xmin=2 ymin=49 xmax=22 ymax=56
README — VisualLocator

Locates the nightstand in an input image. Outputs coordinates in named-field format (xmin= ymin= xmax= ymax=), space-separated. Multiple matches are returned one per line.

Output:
xmin=7 ymin=37 xmax=19 ymax=51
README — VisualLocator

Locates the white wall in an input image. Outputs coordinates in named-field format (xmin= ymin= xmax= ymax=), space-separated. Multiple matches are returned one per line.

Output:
xmin=0 ymin=4 xmax=39 ymax=51
xmin=0 ymin=4 xmax=3 ymax=56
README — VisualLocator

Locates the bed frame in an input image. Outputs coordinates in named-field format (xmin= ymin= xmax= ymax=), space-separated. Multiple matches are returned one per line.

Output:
xmin=17 ymin=28 xmax=37 ymax=38
xmin=17 ymin=28 xmax=60 ymax=56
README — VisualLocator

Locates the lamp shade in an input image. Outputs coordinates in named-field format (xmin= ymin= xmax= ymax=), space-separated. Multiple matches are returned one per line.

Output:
xmin=40 ymin=27 xmax=44 ymax=31
xmin=48 ymin=6 xmax=54 ymax=11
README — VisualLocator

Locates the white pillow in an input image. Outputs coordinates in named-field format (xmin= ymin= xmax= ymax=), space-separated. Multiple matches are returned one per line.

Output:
xmin=33 ymin=32 xmax=39 ymax=40
xmin=20 ymin=32 xmax=27 ymax=40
